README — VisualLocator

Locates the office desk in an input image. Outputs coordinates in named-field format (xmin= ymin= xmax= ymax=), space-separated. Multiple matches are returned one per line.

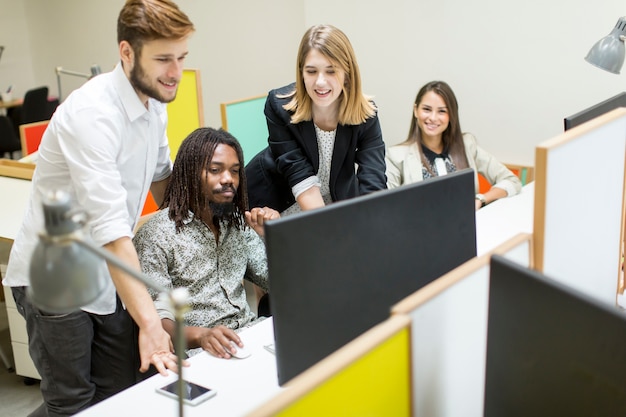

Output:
xmin=0 ymin=98 xmax=23 ymax=110
xmin=0 ymin=98 xmax=23 ymax=116
xmin=475 ymin=182 xmax=534 ymax=256
xmin=75 ymin=318 xmax=283 ymax=417
xmin=0 ymin=174 xmax=40 ymax=379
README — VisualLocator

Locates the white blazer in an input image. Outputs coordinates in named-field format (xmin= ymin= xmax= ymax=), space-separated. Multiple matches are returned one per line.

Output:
xmin=385 ymin=133 xmax=522 ymax=197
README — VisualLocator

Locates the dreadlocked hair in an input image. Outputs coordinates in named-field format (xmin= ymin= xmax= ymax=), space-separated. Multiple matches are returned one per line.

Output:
xmin=162 ymin=127 xmax=249 ymax=232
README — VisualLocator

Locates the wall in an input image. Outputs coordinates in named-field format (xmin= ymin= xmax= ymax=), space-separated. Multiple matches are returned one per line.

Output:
xmin=1 ymin=0 xmax=625 ymax=166
xmin=4 ymin=0 xmax=301 ymax=138
xmin=0 ymin=0 xmax=36 ymax=99
xmin=305 ymin=0 xmax=626 ymax=165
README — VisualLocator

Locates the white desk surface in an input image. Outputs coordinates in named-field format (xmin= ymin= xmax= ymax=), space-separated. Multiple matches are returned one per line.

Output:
xmin=0 ymin=175 xmax=31 ymax=241
xmin=475 ymin=182 xmax=534 ymax=256
xmin=75 ymin=317 xmax=282 ymax=417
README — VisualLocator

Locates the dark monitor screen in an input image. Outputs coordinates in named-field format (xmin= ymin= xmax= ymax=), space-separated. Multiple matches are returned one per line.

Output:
xmin=265 ymin=169 xmax=477 ymax=385
xmin=563 ymin=91 xmax=626 ymax=131
xmin=485 ymin=255 xmax=626 ymax=416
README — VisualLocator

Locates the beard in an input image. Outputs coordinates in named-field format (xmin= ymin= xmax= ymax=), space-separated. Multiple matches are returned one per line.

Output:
xmin=129 ymin=57 xmax=176 ymax=103
xmin=209 ymin=201 xmax=235 ymax=220
xmin=208 ymin=186 xmax=237 ymax=221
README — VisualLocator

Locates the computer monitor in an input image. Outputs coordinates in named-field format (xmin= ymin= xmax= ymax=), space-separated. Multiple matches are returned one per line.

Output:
xmin=484 ymin=255 xmax=626 ymax=416
xmin=265 ymin=169 xmax=477 ymax=385
xmin=563 ymin=91 xmax=626 ymax=130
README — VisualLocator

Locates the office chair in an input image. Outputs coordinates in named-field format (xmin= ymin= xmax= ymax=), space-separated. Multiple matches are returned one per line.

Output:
xmin=0 ymin=115 xmax=22 ymax=159
xmin=21 ymin=86 xmax=54 ymax=125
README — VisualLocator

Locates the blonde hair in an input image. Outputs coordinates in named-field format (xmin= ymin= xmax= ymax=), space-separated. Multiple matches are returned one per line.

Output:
xmin=283 ymin=24 xmax=375 ymax=125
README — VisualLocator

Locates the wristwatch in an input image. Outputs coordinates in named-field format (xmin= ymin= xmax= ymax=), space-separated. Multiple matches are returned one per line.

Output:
xmin=475 ymin=194 xmax=487 ymax=208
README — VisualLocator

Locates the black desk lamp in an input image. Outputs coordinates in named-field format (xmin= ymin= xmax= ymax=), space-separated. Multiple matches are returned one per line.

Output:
xmin=29 ymin=189 xmax=189 ymax=417
xmin=585 ymin=16 xmax=626 ymax=74
xmin=55 ymin=65 xmax=102 ymax=102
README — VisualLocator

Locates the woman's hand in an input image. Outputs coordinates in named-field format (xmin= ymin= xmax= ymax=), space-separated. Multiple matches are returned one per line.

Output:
xmin=245 ymin=207 xmax=280 ymax=237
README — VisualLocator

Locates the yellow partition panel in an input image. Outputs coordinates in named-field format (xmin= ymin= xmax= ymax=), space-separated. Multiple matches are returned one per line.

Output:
xmin=166 ymin=69 xmax=204 ymax=159
xmin=248 ymin=315 xmax=412 ymax=417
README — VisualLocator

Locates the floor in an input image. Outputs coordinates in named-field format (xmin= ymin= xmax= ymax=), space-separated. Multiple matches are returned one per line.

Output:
xmin=0 ymin=240 xmax=45 ymax=417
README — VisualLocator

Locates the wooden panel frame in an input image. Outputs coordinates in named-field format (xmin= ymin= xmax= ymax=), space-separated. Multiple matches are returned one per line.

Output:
xmin=391 ymin=233 xmax=533 ymax=417
xmin=534 ymin=107 xmax=626 ymax=306
xmin=220 ymin=94 xmax=266 ymax=130
xmin=393 ymin=233 xmax=533 ymax=314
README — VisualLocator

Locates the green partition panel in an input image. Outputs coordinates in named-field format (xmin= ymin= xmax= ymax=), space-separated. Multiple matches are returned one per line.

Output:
xmin=220 ymin=94 xmax=268 ymax=164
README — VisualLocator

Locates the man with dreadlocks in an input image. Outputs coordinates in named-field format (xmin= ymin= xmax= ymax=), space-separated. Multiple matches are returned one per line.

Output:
xmin=134 ymin=127 xmax=279 ymax=359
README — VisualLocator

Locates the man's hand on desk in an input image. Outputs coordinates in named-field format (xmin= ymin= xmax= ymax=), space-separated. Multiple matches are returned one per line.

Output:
xmin=189 ymin=325 xmax=245 ymax=359
xmin=139 ymin=320 xmax=189 ymax=376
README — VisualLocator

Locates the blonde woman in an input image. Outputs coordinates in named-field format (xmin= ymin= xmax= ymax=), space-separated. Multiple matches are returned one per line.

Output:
xmin=246 ymin=24 xmax=387 ymax=215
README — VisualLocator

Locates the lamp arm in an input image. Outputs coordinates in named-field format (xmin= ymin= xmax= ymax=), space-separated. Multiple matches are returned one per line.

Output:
xmin=55 ymin=67 xmax=91 ymax=79
xmin=70 ymin=236 xmax=168 ymax=294
xmin=35 ymin=190 xmax=189 ymax=416
xmin=55 ymin=67 xmax=93 ymax=102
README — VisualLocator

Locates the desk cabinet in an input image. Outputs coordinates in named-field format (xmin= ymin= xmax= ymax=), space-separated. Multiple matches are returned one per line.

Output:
xmin=0 ymin=175 xmax=39 ymax=380
xmin=2 ymin=285 xmax=40 ymax=380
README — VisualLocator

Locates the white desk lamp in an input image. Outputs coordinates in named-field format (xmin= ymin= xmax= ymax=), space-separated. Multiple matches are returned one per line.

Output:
xmin=29 ymin=189 xmax=189 ymax=417
xmin=55 ymin=65 xmax=102 ymax=102
xmin=585 ymin=17 xmax=626 ymax=74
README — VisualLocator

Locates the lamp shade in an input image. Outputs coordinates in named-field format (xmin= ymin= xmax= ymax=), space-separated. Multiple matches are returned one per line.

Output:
xmin=585 ymin=17 xmax=626 ymax=74
xmin=28 ymin=190 xmax=109 ymax=313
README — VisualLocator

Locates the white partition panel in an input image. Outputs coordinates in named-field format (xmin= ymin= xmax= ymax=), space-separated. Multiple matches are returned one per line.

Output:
xmin=392 ymin=234 xmax=532 ymax=417
xmin=534 ymin=108 xmax=626 ymax=306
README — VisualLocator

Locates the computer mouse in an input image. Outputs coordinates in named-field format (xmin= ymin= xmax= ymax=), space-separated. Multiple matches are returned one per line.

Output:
xmin=229 ymin=341 xmax=252 ymax=359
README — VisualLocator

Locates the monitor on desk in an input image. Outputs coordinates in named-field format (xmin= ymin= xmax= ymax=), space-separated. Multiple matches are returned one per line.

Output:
xmin=484 ymin=255 xmax=626 ymax=416
xmin=265 ymin=169 xmax=477 ymax=385
xmin=563 ymin=91 xmax=626 ymax=130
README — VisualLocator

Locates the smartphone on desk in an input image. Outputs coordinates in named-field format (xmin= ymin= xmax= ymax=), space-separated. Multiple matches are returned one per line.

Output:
xmin=155 ymin=380 xmax=217 ymax=406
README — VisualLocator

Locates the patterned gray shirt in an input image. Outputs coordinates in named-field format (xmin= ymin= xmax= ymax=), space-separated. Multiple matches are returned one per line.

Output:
xmin=133 ymin=208 xmax=269 ymax=333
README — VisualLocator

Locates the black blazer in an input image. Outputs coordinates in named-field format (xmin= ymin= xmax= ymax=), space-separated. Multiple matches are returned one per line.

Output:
xmin=246 ymin=83 xmax=387 ymax=212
